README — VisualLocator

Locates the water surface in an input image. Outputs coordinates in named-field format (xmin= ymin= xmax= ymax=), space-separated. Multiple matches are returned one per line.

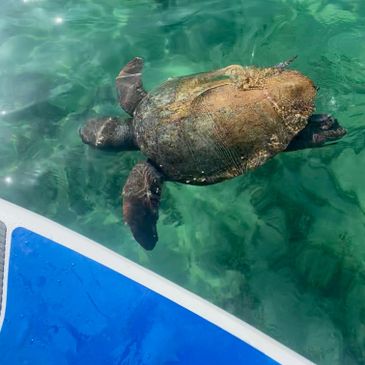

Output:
xmin=1 ymin=0 xmax=365 ymax=363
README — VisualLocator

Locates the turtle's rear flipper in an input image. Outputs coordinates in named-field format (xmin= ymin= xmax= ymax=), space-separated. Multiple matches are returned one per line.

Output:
xmin=285 ymin=114 xmax=347 ymax=152
xmin=116 ymin=57 xmax=147 ymax=115
xmin=122 ymin=161 xmax=164 ymax=250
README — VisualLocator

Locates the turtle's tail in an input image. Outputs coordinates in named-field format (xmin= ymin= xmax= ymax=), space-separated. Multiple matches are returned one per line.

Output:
xmin=285 ymin=114 xmax=347 ymax=152
xmin=274 ymin=55 xmax=298 ymax=70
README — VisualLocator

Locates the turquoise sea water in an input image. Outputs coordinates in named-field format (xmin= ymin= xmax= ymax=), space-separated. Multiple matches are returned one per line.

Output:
xmin=0 ymin=0 xmax=365 ymax=363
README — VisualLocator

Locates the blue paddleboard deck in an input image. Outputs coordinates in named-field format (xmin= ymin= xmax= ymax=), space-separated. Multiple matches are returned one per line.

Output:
xmin=0 ymin=199 xmax=314 ymax=365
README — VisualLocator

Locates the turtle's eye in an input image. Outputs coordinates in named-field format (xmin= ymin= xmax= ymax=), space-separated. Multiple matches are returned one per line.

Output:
xmin=319 ymin=116 xmax=335 ymax=130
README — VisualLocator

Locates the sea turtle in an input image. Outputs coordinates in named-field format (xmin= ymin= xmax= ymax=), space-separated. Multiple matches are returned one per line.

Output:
xmin=80 ymin=57 xmax=346 ymax=250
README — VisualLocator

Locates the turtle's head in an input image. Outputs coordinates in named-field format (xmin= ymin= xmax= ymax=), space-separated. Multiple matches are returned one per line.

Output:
xmin=79 ymin=117 xmax=138 ymax=150
xmin=285 ymin=114 xmax=347 ymax=151
xmin=308 ymin=114 xmax=347 ymax=143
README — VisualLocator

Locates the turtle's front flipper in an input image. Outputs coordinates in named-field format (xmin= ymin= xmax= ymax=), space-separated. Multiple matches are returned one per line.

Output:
xmin=80 ymin=117 xmax=138 ymax=150
xmin=116 ymin=57 xmax=147 ymax=115
xmin=123 ymin=161 xmax=164 ymax=250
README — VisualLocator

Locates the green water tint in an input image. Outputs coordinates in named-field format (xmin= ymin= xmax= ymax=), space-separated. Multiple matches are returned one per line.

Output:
xmin=1 ymin=0 xmax=365 ymax=363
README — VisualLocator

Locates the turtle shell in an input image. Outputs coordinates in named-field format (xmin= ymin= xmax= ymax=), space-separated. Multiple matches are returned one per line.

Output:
xmin=133 ymin=65 xmax=316 ymax=185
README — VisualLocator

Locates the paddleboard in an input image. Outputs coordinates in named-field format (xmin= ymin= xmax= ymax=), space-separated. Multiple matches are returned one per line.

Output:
xmin=0 ymin=198 xmax=314 ymax=365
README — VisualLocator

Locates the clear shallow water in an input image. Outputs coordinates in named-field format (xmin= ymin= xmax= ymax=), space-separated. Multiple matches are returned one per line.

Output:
xmin=0 ymin=0 xmax=364 ymax=363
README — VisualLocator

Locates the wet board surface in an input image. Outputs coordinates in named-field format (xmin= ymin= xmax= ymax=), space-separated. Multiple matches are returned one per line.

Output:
xmin=0 ymin=199 xmax=314 ymax=365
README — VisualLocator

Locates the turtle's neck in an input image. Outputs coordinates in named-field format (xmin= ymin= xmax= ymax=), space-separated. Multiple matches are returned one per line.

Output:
xmin=115 ymin=118 xmax=138 ymax=150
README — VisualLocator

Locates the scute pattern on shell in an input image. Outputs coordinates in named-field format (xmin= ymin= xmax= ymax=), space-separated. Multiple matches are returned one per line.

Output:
xmin=133 ymin=65 xmax=316 ymax=185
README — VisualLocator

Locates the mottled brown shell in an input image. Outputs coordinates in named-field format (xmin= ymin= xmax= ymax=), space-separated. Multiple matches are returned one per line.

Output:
xmin=133 ymin=65 xmax=316 ymax=184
